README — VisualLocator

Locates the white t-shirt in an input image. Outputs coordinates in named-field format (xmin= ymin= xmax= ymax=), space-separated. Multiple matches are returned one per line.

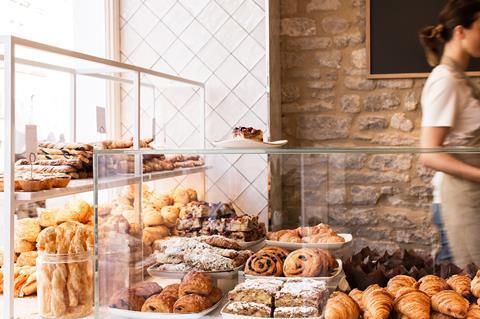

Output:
xmin=421 ymin=64 xmax=480 ymax=146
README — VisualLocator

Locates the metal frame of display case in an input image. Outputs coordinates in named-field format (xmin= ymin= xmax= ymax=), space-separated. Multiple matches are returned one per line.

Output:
xmin=0 ymin=35 xmax=206 ymax=319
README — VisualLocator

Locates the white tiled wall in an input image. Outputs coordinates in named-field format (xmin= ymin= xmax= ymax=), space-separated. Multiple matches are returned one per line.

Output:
xmin=120 ymin=0 xmax=269 ymax=217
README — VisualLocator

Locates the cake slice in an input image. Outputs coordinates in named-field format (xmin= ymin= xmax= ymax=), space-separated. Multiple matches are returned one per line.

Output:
xmin=274 ymin=306 xmax=321 ymax=318
xmin=228 ymin=279 xmax=283 ymax=306
xmin=223 ymin=301 xmax=272 ymax=317
xmin=232 ymin=127 xmax=263 ymax=142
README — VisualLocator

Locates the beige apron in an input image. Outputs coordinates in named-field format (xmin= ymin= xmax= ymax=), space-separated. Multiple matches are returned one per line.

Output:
xmin=439 ymin=57 xmax=480 ymax=267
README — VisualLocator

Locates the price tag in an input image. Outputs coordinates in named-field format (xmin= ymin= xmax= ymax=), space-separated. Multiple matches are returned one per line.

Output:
xmin=25 ymin=124 xmax=38 ymax=157
xmin=96 ymin=106 xmax=106 ymax=134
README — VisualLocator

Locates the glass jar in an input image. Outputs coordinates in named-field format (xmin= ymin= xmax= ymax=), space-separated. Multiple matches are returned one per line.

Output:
xmin=37 ymin=251 xmax=93 ymax=318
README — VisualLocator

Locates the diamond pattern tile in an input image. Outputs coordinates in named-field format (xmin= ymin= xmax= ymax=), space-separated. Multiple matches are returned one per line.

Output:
xmin=180 ymin=57 xmax=212 ymax=83
xmin=233 ymin=0 xmax=264 ymax=32
xmin=206 ymin=184 xmax=230 ymax=203
xmin=236 ymin=186 xmax=267 ymax=215
xmin=216 ymin=0 xmax=245 ymax=14
xmin=251 ymin=18 xmax=266 ymax=48
xmin=234 ymin=36 xmax=264 ymax=70
xmin=215 ymin=55 xmax=248 ymax=89
xmin=162 ymin=87 xmax=196 ymax=108
xmin=180 ymin=20 xmax=211 ymax=54
xmin=179 ymin=0 xmax=210 ymax=16
xmin=197 ymin=38 xmax=229 ymax=71
xmin=146 ymin=22 xmax=177 ymax=56
xmin=128 ymin=4 xmax=158 ymax=36
xmin=234 ymin=73 xmax=264 ymax=106
xmin=161 ymin=2 xmax=194 ymax=36
xmin=237 ymin=111 xmax=267 ymax=131
xmin=129 ymin=41 xmax=159 ymax=69
xmin=253 ymin=0 xmax=266 ymax=10
xmin=253 ymin=168 xmax=268 ymax=198
xmin=216 ymin=167 xmax=250 ymax=200
xmin=197 ymin=1 xmax=228 ymax=34
xmin=144 ymin=0 xmax=176 ymax=19
xmin=215 ymin=18 xmax=247 ymax=52
xmin=162 ymin=39 xmax=194 ymax=73
xmin=205 ymin=110 xmax=230 ymax=142
xmin=215 ymin=93 xmax=249 ymax=127
xmin=205 ymin=75 xmax=229 ymax=108
xmin=121 ymin=24 xmax=142 ymax=57
xmin=166 ymin=112 xmax=195 ymax=146
xmin=252 ymin=93 xmax=268 ymax=123
xmin=251 ymin=56 xmax=267 ymax=86
xmin=235 ymin=154 xmax=265 ymax=182
xmin=120 ymin=0 xmax=143 ymax=21
xmin=152 ymin=58 xmax=176 ymax=75
xmin=205 ymin=154 xmax=231 ymax=183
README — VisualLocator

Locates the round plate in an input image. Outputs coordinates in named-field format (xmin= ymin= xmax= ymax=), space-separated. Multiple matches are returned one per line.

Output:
xmin=147 ymin=265 xmax=242 ymax=280
xmin=213 ymin=139 xmax=288 ymax=149
xmin=265 ymin=233 xmax=352 ymax=250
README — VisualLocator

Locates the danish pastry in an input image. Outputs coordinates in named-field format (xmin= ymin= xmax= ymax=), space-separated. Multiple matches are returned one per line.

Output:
xmin=431 ymin=290 xmax=469 ymax=319
xmin=141 ymin=293 xmax=176 ymax=313
xmin=258 ymin=246 xmax=289 ymax=262
xmin=325 ymin=291 xmax=360 ymax=319
xmin=283 ymin=248 xmax=336 ymax=277
xmin=161 ymin=284 xmax=180 ymax=299
xmin=173 ymin=294 xmax=212 ymax=313
xmin=244 ymin=252 xmax=284 ymax=277
xmin=179 ymin=272 xmax=213 ymax=297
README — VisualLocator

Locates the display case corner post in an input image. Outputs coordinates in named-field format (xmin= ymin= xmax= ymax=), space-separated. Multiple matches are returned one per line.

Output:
xmin=3 ymin=35 xmax=16 ymax=319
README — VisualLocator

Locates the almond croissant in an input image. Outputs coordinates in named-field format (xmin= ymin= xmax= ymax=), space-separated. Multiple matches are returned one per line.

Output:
xmin=417 ymin=275 xmax=449 ymax=297
xmin=349 ymin=288 xmax=365 ymax=312
xmin=393 ymin=287 xmax=430 ymax=319
xmin=325 ymin=291 xmax=360 ymax=319
xmin=447 ymin=275 xmax=471 ymax=297
xmin=387 ymin=275 xmax=417 ymax=297
xmin=467 ymin=304 xmax=480 ymax=319
xmin=471 ymin=271 xmax=480 ymax=298
xmin=362 ymin=284 xmax=393 ymax=319
xmin=431 ymin=290 xmax=469 ymax=319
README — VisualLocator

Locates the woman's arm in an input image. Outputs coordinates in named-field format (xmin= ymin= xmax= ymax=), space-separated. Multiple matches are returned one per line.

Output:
xmin=420 ymin=127 xmax=480 ymax=182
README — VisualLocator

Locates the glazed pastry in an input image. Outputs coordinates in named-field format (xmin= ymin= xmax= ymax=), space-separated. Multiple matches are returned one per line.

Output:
xmin=208 ymin=287 xmax=223 ymax=304
xmin=161 ymin=284 xmax=180 ymax=299
xmin=179 ymin=271 xmax=213 ymax=296
xmin=141 ymin=293 xmax=176 ymax=313
xmin=16 ymin=251 xmax=38 ymax=267
xmin=283 ymin=248 xmax=336 ymax=277
xmin=109 ymin=288 xmax=146 ymax=311
xmin=278 ymin=231 xmax=302 ymax=243
xmin=386 ymin=275 xmax=417 ymax=297
xmin=349 ymin=289 xmax=365 ymax=312
xmin=362 ymin=284 xmax=393 ymax=319
xmin=133 ymin=282 xmax=163 ymax=299
xmin=198 ymin=235 xmax=241 ymax=251
xmin=471 ymin=271 xmax=480 ymax=298
xmin=325 ymin=291 xmax=360 ymax=319
xmin=393 ymin=287 xmax=430 ymax=319
xmin=447 ymin=274 xmax=471 ymax=297
xmin=244 ymin=252 xmax=284 ymax=277
xmin=228 ymin=279 xmax=283 ymax=306
xmin=143 ymin=226 xmax=170 ymax=246
xmin=143 ymin=207 xmax=164 ymax=227
xmin=274 ymin=306 xmax=321 ymax=318
xmin=258 ymin=246 xmax=289 ymax=262
xmin=173 ymin=294 xmax=212 ymax=313
xmin=15 ymin=218 xmax=41 ymax=242
xmin=431 ymin=290 xmax=469 ymax=319
xmin=14 ymin=238 xmax=35 ymax=253
xmin=160 ymin=206 xmax=180 ymax=227
xmin=223 ymin=301 xmax=272 ymax=317
xmin=417 ymin=275 xmax=449 ymax=297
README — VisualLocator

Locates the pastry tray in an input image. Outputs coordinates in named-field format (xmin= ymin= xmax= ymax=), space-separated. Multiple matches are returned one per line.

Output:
xmin=242 ymin=259 xmax=343 ymax=283
xmin=265 ymin=233 xmax=352 ymax=250
xmin=220 ymin=302 xmax=323 ymax=319
xmin=237 ymin=238 xmax=265 ymax=249
xmin=147 ymin=264 xmax=243 ymax=280
xmin=108 ymin=298 xmax=223 ymax=319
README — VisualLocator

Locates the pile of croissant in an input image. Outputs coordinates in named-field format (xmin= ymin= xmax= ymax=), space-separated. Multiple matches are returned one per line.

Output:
xmin=325 ymin=271 xmax=480 ymax=319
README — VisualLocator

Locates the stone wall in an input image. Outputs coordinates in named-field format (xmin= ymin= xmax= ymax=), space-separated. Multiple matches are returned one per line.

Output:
xmin=278 ymin=0 xmax=439 ymax=254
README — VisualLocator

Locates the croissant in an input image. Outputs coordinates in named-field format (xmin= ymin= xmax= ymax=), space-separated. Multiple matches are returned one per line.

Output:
xmin=362 ymin=284 xmax=393 ymax=319
xmin=431 ymin=290 xmax=469 ymax=319
xmin=325 ymin=291 xmax=360 ymax=319
xmin=349 ymin=289 xmax=365 ymax=312
xmin=431 ymin=312 xmax=455 ymax=319
xmin=447 ymin=275 xmax=471 ymax=297
xmin=386 ymin=275 xmax=417 ymax=297
xmin=471 ymin=271 xmax=480 ymax=298
xmin=467 ymin=304 xmax=480 ymax=319
xmin=417 ymin=275 xmax=449 ymax=297
xmin=393 ymin=287 xmax=430 ymax=319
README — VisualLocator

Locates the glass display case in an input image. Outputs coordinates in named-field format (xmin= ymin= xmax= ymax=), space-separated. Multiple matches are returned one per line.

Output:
xmin=93 ymin=147 xmax=480 ymax=319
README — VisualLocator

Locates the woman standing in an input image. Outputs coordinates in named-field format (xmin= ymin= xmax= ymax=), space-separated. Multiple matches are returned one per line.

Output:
xmin=420 ymin=0 xmax=480 ymax=267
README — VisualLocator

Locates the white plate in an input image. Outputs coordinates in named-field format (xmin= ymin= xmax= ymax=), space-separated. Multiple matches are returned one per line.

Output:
xmin=237 ymin=238 xmax=265 ymax=249
xmin=108 ymin=299 xmax=222 ymax=319
xmin=220 ymin=303 xmax=323 ymax=319
xmin=147 ymin=265 xmax=242 ymax=280
xmin=243 ymin=259 xmax=343 ymax=283
xmin=265 ymin=233 xmax=352 ymax=250
xmin=213 ymin=139 xmax=288 ymax=149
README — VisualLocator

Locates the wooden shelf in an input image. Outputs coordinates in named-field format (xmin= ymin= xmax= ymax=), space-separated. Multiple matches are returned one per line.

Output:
xmin=1 ymin=166 xmax=209 ymax=205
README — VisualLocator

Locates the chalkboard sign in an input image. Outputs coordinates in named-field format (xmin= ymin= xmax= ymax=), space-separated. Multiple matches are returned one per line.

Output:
xmin=367 ymin=0 xmax=480 ymax=78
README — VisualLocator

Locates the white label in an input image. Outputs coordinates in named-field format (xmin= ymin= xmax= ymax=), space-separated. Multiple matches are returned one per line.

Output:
xmin=25 ymin=124 xmax=38 ymax=159
xmin=96 ymin=106 xmax=106 ymax=134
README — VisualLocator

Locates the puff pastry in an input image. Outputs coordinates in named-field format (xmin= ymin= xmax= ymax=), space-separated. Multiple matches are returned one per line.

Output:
xmin=325 ymin=291 xmax=360 ymax=319
xmin=208 ymin=287 xmax=223 ymax=304
xmin=51 ymin=264 xmax=68 ymax=317
xmin=471 ymin=271 xmax=480 ymax=298
xmin=362 ymin=284 xmax=393 ymax=319
xmin=16 ymin=251 xmax=38 ymax=267
xmin=393 ymin=287 xmax=430 ymax=319
xmin=36 ymin=227 xmax=57 ymax=253
xmin=141 ymin=293 xmax=176 ymax=313
xmin=245 ymin=252 xmax=284 ymax=277
xmin=14 ymin=238 xmax=35 ymax=253
xmin=447 ymin=274 xmax=471 ymax=297
xmin=467 ymin=304 xmax=480 ymax=319
xmin=431 ymin=290 xmax=469 ymax=319
xmin=258 ymin=246 xmax=289 ymax=262
xmin=179 ymin=272 xmax=213 ymax=297
xmin=15 ymin=218 xmax=41 ymax=242
xmin=39 ymin=209 xmax=57 ymax=227
xmin=173 ymin=294 xmax=212 ymax=313
xmin=386 ymin=275 xmax=417 ymax=297
xmin=417 ymin=275 xmax=449 ymax=297
xmin=143 ymin=207 xmax=164 ymax=227
xmin=349 ymin=289 xmax=365 ymax=312
xmin=283 ymin=248 xmax=336 ymax=277
xmin=161 ymin=284 xmax=180 ymax=299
